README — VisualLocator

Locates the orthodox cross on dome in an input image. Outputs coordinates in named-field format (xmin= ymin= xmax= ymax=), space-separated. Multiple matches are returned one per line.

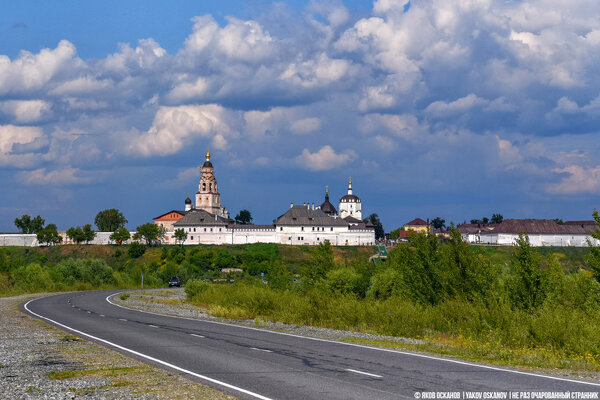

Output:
xmin=348 ymin=177 xmax=353 ymax=195
xmin=205 ymin=146 xmax=210 ymax=161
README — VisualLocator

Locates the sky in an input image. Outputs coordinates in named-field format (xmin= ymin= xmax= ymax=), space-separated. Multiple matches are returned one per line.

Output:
xmin=1 ymin=0 xmax=600 ymax=232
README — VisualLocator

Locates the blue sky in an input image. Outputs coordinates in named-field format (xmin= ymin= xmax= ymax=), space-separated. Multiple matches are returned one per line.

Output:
xmin=1 ymin=0 xmax=600 ymax=232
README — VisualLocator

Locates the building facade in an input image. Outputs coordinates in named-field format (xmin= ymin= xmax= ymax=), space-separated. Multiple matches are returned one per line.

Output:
xmin=154 ymin=152 xmax=375 ymax=246
xmin=338 ymin=178 xmax=362 ymax=220
xmin=458 ymin=219 xmax=600 ymax=247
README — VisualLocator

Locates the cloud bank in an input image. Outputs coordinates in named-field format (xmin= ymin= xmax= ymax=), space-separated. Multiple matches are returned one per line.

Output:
xmin=2 ymin=0 xmax=600 ymax=229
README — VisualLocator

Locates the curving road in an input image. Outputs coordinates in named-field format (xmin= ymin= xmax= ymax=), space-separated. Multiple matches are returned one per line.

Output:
xmin=22 ymin=290 xmax=600 ymax=400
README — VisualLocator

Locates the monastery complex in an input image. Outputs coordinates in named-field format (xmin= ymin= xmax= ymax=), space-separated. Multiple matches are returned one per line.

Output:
xmin=153 ymin=150 xmax=375 ymax=246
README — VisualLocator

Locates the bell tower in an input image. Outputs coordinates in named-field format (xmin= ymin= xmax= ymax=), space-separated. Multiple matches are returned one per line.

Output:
xmin=195 ymin=148 xmax=224 ymax=216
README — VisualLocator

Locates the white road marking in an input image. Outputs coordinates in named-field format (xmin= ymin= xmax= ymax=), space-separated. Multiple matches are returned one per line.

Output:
xmin=107 ymin=292 xmax=600 ymax=388
xmin=118 ymin=318 xmax=127 ymax=321
xmin=87 ymin=311 xmax=91 ymax=314
xmin=99 ymin=315 xmax=105 ymax=317
xmin=250 ymin=347 xmax=273 ymax=353
xmin=24 ymin=298 xmax=273 ymax=400
xmin=346 ymin=369 xmax=382 ymax=378
xmin=190 ymin=334 xmax=205 ymax=338
xmin=148 ymin=325 xmax=158 ymax=328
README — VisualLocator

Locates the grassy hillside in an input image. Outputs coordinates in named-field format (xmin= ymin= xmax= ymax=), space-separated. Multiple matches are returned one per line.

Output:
xmin=3 ymin=239 xmax=600 ymax=372
xmin=0 ymin=243 xmax=377 ymax=296
xmin=471 ymin=245 xmax=590 ymax=273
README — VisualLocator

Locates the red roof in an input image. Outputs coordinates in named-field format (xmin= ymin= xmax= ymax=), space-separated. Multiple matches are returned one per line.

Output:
xmin=405 ymin=218 xmax=428 ymax=226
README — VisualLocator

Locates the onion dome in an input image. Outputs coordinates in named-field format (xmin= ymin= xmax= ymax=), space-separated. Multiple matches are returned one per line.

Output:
xmin=320 ymin=186 xmax=337 ymax=215
xmin=340 ymin=177 xmax=360 ymax=202
xmin=202 ymin=147 xmax=213 ymax=168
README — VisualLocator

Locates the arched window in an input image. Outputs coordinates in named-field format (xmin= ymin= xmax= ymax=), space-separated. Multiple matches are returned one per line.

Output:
xmin=202 ymin=183 xmax=206 ymax=191
xmin=209 ymin=183 xmax=212 ymax=191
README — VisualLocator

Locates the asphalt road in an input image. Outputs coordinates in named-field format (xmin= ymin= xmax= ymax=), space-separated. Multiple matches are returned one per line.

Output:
xmin=22 ymin=290 xmax=600 ymax=400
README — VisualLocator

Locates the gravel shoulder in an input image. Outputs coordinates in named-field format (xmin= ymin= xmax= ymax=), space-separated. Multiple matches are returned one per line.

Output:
xmin=2 ymin=293 xmax=236 ymax=400
xmin=113 ymin=288 xmax=600 ymax=384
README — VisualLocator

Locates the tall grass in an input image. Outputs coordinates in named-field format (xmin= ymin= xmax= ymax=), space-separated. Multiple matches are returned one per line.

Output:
xmin=186 ymin=282 xmax=600 ymax=369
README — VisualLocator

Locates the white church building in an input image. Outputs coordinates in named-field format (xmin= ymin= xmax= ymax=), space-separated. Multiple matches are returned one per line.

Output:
xmin=154 ymin=151 xmax=375 ymax=246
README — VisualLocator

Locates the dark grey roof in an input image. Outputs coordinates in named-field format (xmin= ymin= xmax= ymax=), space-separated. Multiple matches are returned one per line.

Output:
xmin=564 ymin=220 xmax=597 ymax=226
xmin=184 ymin=197 xmax=192 ymax=204
xmin=457 ymin=223 xmax=497 ymax=234
xmin=202 ymin=160 xmax=213 ymax=168
xmin=320 ymin=192 xmax=337 ymax=215
xmin=459 ymin=219 xmax=599 ymax=235
xmin=492 ymin=219 xmax=597 ymax=235
xmin=349 ymin=224 xmax=374 ymax=230
xmin=275 ymin=205 xmax=348 ymax=227
xmin=230 ymin=224 xmax=275 ymax=230
xmin=343 ymin=215 xmax=362 ymax=223
xmin=174 ymin=209 xmax=228 ymax=226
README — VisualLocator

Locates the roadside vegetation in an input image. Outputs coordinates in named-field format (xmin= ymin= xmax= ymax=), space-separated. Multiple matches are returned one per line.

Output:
xmin=0 ymin=242 xmax=373 ymax=295
xmin=3 ymin=226 xmax=600 ymax=373
xmin=183 ymin=231 xmax=600 ymax=373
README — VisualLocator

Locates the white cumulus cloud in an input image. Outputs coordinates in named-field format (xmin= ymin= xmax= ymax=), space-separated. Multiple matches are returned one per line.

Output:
xmin=17 ymin=167 xmax=92 ymax=185
xmin=129 ymin=104 xmax=236 ymax=156
xmin=296 ymin=145 xmax=355 ymax=171
xmin=0 ymin=125 xmax=46 ymax=167
xmin=0 ymin=100 xmax=51 ymax=123
xmin=547 ymin=165 xmax=600 ymax=194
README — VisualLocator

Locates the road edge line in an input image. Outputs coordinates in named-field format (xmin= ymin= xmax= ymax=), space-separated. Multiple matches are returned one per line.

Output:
xmin=23 ymin=297 xmax=273 ymax=400
xmin=107 ymin=291 xmax=600 ymax=388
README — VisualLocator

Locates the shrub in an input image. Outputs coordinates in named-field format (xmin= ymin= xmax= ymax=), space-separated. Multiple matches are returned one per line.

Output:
xmin=324 ymin=267 xmax=362 ymax=295
xmin=10 ymin=263 xmax=52 ymax=292
xmin=128 ymin=242 xmax=146 ymax=258
xmin=185 ymin=279 xmax=210 ymax=298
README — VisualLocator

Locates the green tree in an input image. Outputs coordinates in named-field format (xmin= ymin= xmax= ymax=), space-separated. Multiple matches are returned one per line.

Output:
xmin=36 ymin=224 xmax=62 ymax=246
xmin=82 ymin=224 xmax=96 ymax=243
xmin=67 ymin=227 xmax=85 ymax=244
xmin=94 ymin=209 xmax=128 ymax=232
xmin=389 ymin=227 xmax=404 ymax=240
xmin=388 ymin=232 xmax=443 ymax=305
xmin=66 ymin=224 xmax=95 ymax=244
xmin=174 ymin=228 xmax=188 ymax=245
xmin=234 ymin=209 xmax=253 ymax=225
xmin=110 ymin=227 xmax=130 ymax=245
xmin=441 ymin=229 xmax=497 ymax=300
xmin=586 ymin=210 xmax=600 ymax=283
xmin=430 ymin=217 xmax=445 ymax=230
xmin=324 ymin=267 xmax=362 ymax=295
xmin=363 ymin=213 xmax=384 ymax=240
xmin=491 ymin=213 xmax=504 ymax=224
xmin=128 ymin=242 xmax=146 ymax=258
xmin=303 ymin=241 xmax=335 ymax=284
xmin=133 ymin=223 xmax=166 ymax=245
xmin=508 ymin=233 xmax=547 ymax=313
xmin=554 ymin=218 xmax=564 ymax=225
xmin=14 ymin=214 xmax=45 ymax=234
xmin=482 ymin=217 xmax=490 ymax=224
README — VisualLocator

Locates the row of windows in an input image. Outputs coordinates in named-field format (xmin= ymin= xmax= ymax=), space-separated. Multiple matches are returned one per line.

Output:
xmin=288 ymin=236 xmax=322 ymax=241
xmin=280 ymin=226 xmax=334 ymax=231
xmin=187 ymin=227 xmax=222 ymax=232
xmin=201 ymin=183 xmax=214 ymax=191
